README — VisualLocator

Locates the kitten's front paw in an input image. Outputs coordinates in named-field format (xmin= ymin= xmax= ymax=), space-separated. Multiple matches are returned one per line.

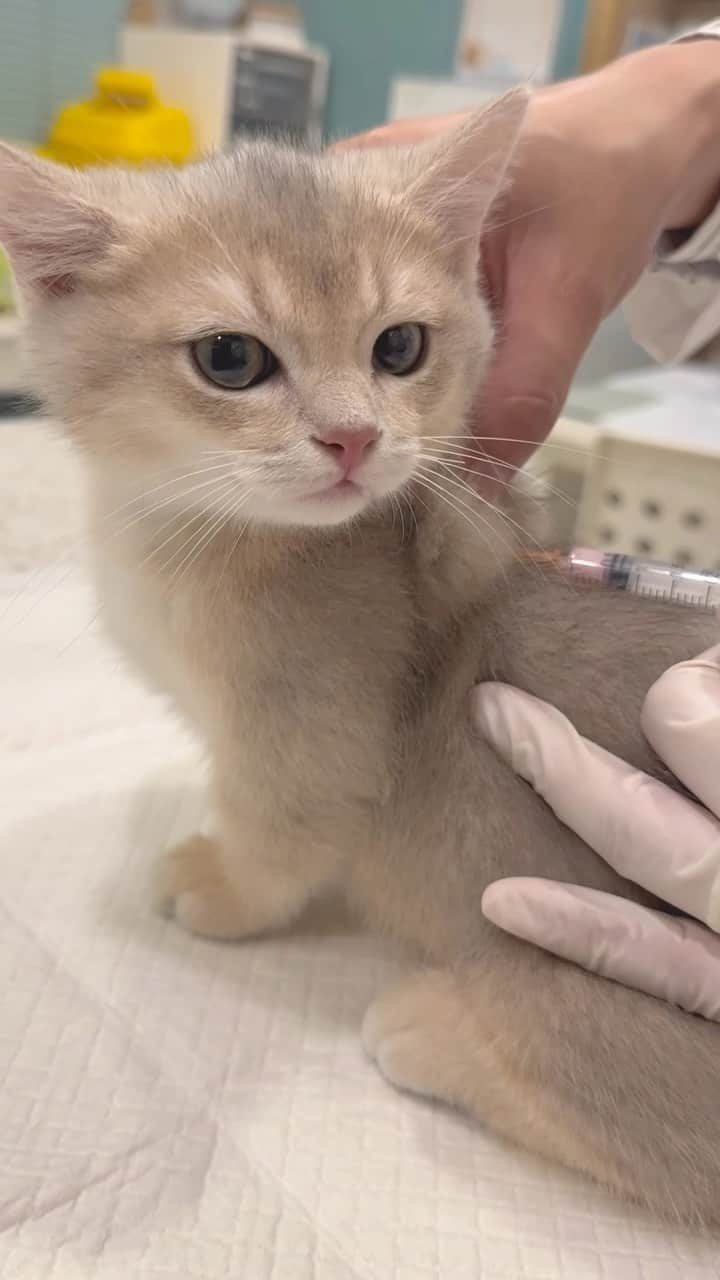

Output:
xmin=362 ymin=970 xmax=465 ymax=1104
xmin=153 ymin=833 xmax=256 ymax=940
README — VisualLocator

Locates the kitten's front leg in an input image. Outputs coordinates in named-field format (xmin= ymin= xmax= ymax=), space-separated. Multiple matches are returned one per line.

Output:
xmin=154 ymin=803 xmax=339 ymax=941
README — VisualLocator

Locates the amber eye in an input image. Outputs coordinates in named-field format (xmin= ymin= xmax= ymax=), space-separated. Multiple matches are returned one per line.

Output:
xmin=192 ymin=333 xmax=278 ymax=390
xmin=373 ymin=323 xmax=426 ymax=376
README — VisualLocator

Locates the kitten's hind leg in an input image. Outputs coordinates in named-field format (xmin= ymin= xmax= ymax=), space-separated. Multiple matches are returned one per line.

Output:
xmin=362 ymin=965 xmax=648 ymax=1211
xmin=153 ymin=830 xmax=320 ymax=941
xmin=363 ymin=968 xmax=487 ymax=1105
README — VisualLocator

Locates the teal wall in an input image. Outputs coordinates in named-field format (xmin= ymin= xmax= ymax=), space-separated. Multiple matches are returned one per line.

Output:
xmin=0 ymin=0 xmax=127 ymax=142
xmin=303 ymin=0 xmax=464 ymax=138
xmin=0 ymin=0 xmax=464 ymax=144
xmin=551 ymin=0 xmax=589 ymax=80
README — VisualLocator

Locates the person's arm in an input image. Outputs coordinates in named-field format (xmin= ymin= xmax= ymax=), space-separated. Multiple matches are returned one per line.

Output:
xmin=624 ymin=21 xmax=720 ymax=361
xmin=475 ymin=646 xmax=720 ymax=1020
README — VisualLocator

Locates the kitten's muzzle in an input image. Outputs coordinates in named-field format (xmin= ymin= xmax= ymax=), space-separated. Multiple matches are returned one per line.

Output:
xmin=311 ymin=426 xmax=379 ymax=479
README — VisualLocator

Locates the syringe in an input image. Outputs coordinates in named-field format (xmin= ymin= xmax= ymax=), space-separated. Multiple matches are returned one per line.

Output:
xmin=563 ymin=548 xmax=720 ymax=611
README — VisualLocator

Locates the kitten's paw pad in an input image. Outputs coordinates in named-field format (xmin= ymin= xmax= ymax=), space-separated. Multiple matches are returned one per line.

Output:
xmin=153 ymin=834 xmax=250 ymax=940
xmin=362 ymin=970 xmax=461 ymax=1102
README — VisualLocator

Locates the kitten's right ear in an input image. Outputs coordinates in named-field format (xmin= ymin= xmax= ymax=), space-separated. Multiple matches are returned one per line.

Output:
xmin=0 ymin=143 xmax=121 ymax=297
xmin=404 ymin=88 xmax=529 ymax=245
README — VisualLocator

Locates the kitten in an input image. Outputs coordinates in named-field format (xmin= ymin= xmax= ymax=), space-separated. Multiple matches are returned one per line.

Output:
xmin=2 ymin=91 xmax=719 ymax=1224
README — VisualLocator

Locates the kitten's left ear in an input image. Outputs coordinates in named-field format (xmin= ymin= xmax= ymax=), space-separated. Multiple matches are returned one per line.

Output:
xmin=0 ymin=143 xmax=125 ymax=297
xmin=406 ymin=88 xmax=529 ymax=244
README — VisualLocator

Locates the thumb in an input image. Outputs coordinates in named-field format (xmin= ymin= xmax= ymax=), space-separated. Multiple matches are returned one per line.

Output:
xmin=335 ymin=112 xmax=468 ymax=150
xmin=471 ymin=264 xmax=604 ymax=472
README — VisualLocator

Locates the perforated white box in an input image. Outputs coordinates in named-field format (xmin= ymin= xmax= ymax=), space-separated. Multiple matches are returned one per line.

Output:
xmin=537 ymin=417 xmax=720 ymax=573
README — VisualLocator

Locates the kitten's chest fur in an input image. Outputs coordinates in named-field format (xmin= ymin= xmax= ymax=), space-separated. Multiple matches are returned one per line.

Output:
xmin=94 ymin=478 xmax=718 ymax=959
xmin=94 ymin=492 xmax=477 ymax=819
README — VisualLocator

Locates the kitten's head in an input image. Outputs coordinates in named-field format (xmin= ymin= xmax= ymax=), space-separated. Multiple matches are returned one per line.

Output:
xmin=0 ymin=92 xmax=526 ymax=528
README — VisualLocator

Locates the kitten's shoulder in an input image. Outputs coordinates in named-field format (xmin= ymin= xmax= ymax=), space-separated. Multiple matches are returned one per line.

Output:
xmin=410 ymin=469 xmax=550 ymax=619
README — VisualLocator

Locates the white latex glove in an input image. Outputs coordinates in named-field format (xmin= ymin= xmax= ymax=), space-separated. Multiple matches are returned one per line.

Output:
xmin=473 ymin=645 xmax=720 ymax=1019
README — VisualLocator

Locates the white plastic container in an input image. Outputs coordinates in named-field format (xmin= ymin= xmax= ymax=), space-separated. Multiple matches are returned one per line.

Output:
xmin=537 ymin=417 xmax=720 ymax=573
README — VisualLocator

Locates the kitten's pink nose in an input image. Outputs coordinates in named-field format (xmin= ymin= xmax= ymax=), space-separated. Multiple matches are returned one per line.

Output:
xmin=312 ymin=426 xmax=379 ymax=476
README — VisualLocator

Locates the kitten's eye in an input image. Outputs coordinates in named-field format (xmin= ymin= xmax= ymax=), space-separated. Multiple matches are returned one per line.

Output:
xmin=192 ymin=333 xmax=278 ymax=390
xmin=373 ymin=323 xmax=425 ymax=376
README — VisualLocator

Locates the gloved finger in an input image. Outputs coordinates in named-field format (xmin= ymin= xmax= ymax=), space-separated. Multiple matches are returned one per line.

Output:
xmin=643 ymin=644 xmax=720 ymax=819
xmin=473 ymin=682 xmax=720 ymax=929
xmin=482 ymin=876 xmax=720 ymax=1021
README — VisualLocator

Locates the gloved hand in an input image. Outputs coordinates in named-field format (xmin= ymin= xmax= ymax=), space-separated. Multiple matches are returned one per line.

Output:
xmin=473 ymin=645 xmax=720 ymax=1019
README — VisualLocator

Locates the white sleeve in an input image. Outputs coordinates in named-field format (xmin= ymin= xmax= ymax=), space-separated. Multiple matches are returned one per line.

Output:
xmin=624 ymin=20 xmax=720 ymax=362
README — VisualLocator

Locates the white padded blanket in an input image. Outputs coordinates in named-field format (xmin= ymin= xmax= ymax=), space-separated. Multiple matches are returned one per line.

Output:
xmin=2 ymin=422 xmax=720 ymax=1279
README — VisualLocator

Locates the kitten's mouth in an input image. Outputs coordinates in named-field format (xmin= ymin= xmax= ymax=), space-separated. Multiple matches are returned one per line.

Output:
xmin=310 ymin=477 xmax=362 ymax=500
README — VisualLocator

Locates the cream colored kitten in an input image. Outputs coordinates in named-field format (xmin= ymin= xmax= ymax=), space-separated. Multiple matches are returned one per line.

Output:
xmin=2 ymin=92 xmax=719 ymax=1224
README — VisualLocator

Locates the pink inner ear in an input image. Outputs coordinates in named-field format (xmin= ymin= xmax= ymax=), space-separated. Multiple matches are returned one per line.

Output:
xmin=408 ymin=89 xmax=529 ymax=245
xmin=0 ymin=183 xmax=118 ymax=296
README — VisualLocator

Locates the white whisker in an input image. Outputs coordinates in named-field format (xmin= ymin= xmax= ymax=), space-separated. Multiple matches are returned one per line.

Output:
xmin=144 ymin=477 xmax=239 ymax=574
xmin=208 ymin=508 xmax=255 ymax=609
xmin=0 ymin=457 xmax=244 ymax=630
xmin=421 ymin=463 xmax=548 ymax=569
xmin=105 ymin=457 xmax=238 ymax=523
xmin=413 ymin=469 xmax=513 ymax=584
xmin=421 ymin=433 xmax=611 ymax=463
xmin=113 ymin=468 xmax=241 ymax=538
xmin=168 ymin=488 xmax=246 ymax=587
xmin=420 ymin=446 xmax=575 ymax=510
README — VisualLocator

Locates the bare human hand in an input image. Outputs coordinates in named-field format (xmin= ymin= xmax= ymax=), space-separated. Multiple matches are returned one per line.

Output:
xmin=342 ymin=40 xmax=720 ymax=472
